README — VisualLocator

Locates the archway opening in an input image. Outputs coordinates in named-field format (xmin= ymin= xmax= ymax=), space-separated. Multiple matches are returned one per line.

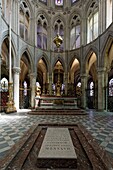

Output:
xmin=20 ymin=52 xmax=31 ymax=108
xmin=86 ymin=52 xmax=97 ymax=109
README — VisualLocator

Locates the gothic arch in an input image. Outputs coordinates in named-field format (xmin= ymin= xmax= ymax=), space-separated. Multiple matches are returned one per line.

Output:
xmin=36 ymin=10 xmax=50 ymax=25
xmin=20 ymin=46 xmax=34 ymax=73
xmin=52 ymin=14 xmax=66 ymax=27
xmin=83 ymin=46 xmax=98 ymax=73
xmin=68 ymin=10 xmax=81 ymax=26
xmin=20 ymin=0 xmax=33 ymax=17
xmin=68 ymin=52 xmax=81 ymax=71
xmin=52 ymin=55 xmax=65 ymax=72
xmin=101 ymin=33 xmax=113 ymax=68
xmin=1 ymin=36 xmax=17 ymax=67
xmin=85 ymin=0 xmax=99 ymax=15
xmin=1 ymin=31 xmax=17 ymax=60
xmin=36 ymin=53 xmax=50 ymax=72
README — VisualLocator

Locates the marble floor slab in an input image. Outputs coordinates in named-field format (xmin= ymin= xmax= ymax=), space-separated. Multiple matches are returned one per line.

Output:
xmin=0 ymin=109 xmax=113 ymax=160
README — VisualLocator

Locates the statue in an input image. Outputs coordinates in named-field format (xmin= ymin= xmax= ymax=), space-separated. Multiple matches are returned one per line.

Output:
xmin=35 ymin=86 xmax=41 ymax=97
xmin=56 ymin=80 xmax=61 ymax=96
xmin=35 ymin=85 xmax=41 ymax=108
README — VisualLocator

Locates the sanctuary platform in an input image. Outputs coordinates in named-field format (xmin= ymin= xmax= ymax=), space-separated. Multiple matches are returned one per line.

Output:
xmin=0 ymin=123 xmax=113 ymax=170
xmin=29 ymin=96 xmax=85 ymax=115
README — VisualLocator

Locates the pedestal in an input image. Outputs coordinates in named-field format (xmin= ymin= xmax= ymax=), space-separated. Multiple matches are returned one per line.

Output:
xmin=6 ymin=82 xmax=16 ymax=113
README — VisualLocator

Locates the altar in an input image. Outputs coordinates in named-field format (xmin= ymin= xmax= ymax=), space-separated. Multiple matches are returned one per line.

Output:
xmin=35 ymin=96 xmax=78 ymax=109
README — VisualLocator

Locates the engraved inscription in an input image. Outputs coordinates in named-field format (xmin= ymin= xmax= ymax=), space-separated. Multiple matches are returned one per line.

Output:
xmin=38 ymin=128 xmax=77 ymax=159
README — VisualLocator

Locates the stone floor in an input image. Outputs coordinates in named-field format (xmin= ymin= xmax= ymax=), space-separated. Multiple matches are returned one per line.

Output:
xmin=0 ymin=109 xmax=113 ymax=161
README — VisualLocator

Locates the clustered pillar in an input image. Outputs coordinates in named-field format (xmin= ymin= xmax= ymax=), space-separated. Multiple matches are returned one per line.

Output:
xmin=13 ymin=67 xmax=21 ymax=110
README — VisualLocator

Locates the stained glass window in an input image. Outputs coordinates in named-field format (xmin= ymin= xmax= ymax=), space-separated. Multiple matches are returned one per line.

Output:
xmin=0 ymin=78 xmax=8 ymax=92
xmin=72 ymin=0 xmax=77 ymax=3
xmin=109 ymin=78 xmax=113 ymax=96
xmin=55 ymin=0 xmax=63 ymax=6
xmin=87 ymin=2 xmax=98 ymax=43
xmin=106 ymin=0 xmax=112 ymax=28
xmin=19 ymin=2 xmax=29 ymax=41
xmin=37 ymin=15 xmax=47 ymax=49
xmin=70 ymin=25 xmax=80 ymax=49
xmin=23 ymin=81 xmax=27 ymax=96
xmin=90 ymin=81 xmax=94 ymax=96
xmin=39 ymin=0 xmax=47 ymax=4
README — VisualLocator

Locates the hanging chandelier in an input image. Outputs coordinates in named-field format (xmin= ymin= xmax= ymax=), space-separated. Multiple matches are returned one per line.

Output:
xmin=53 ymin=34 xmax=63 ymax=48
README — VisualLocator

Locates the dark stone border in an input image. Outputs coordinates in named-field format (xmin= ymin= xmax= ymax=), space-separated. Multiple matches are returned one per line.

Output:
xmin=0 ymin=123 xmax=113 ymax=170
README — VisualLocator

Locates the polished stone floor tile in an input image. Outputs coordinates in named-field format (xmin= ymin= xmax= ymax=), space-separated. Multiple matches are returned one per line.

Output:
xmin=0 ymin=109 xmax=113 ymax=160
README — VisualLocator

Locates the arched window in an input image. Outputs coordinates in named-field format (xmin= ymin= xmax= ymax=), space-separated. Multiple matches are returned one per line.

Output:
xmin=19 ymin=2 xmax=30 ymax=41
xmin=0 ymin=78 xmax=8 ymax=92
xmin=55 ymin=0 xmax=63 ymax=6
xmin=87 ymin=2 xmax=98 ymax=43
xmin=109 ymin=78 xmax=113 ymax=96
xmin=72 ymin=0 xmax=77 ymax=3
xmin=23 ymin=81 xmax=27 ymax=96
xmin=53 ymin=19 xmax=64 ymax=52
xmin=89 ymin=81 xmax=94 ymax=96
xmin=37 ymin=15 xmax=47 ymax=50
xmin=76 ymin=82 xmax=81 ymax=96
xmin=70 ymin=15 xmax=81 ymax=49
xmin=106 ymin=0 xmax=112 ymax=28
xmin=77 ymin=82 xmax=81 ymax=87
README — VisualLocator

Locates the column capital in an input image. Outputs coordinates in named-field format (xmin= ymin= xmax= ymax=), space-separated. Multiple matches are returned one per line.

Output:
xmin=13 ymin=67 xmax=21 ymax=74
xmin=97 ymin=67 xmax=106 ymax=73
xmin=29 ymin=72 xmax=36 ymax=79
xmin=80 ymin=73 xmax=87 ymax=79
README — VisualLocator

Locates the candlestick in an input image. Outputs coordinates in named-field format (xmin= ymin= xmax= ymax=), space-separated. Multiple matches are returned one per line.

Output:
xmin=6 ymin=10 xmax=16 ymax=113
xmin=9 ymin=11 xmax=12 ymax=83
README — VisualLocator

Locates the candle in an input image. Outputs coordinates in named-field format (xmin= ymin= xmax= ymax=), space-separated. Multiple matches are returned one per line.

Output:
xmin=9 ymin=10 xmax=12 ymax=83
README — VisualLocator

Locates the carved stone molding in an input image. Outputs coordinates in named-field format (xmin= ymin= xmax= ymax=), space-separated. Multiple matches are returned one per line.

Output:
xmin=13 ymin=67 xmax=21 ymax=74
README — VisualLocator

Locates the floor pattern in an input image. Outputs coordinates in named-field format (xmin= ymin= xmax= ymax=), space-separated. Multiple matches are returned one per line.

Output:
xmin=0 ymin=109 xmax=113 ymax=160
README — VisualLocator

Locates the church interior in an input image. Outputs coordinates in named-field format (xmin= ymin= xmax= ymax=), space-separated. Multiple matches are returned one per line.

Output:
xmin=0 ymin=0 xmax=113 ymax=169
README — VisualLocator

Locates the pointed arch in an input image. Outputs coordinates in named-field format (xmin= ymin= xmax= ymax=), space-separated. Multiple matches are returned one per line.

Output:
xmin=52 ymin=14 xmax=66 ymax=27
xmin=36 ymin=52 xmax=50 ymax=72
xmin=1 ymin=36 xmax=17 ymax=68
xmin=101 ymin=33 xmax=113 ymax=68
xmin=52 ymin=55 xmax=65 ymax=71
xmin=68 ymin=52 xmax=81 ymax=70
xmin=68 ymin=10 xmax=81 ymax=26
xmin=1 ymin=31 xmax=17 ymax=60
xmin=83 ymin=46 xmax=98 ymax=73
xmin=20 ymin=46 xmax=34 ymax=73
xmin=36 ymin=10 xmax=50 ymax=25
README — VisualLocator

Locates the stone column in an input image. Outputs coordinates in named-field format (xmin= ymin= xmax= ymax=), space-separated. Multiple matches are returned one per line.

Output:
xmin=64 ymin=72 xmax=68 ymax=95
xmin=30 ymin=73 xmax=36 ymax=108
xmin=46 ymin=72 xmax=49 ymax=94
xmin=97 ymin=69 xmax=105 ymax=111
xmin=99 ymin=0 xmax=106 ymax=34
xmin=81 ymin=74 xmax=87 ymax=109
xmin=13 ymin=67 xmax=21 ymax=110
xmin=49 ymin=73 xmax=52 ymax=95
xmin=42 ymin=72 xmax=46 ymax=95
xmin=81 ymin=4 xmax=87 ymax=45
xmin=17 ymin=0 xmax=20 ymax=35
xmin=105 ymin=70 xmax=108 ymax=111
xmin=0 ymin=7 xmax=1 ymax=48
